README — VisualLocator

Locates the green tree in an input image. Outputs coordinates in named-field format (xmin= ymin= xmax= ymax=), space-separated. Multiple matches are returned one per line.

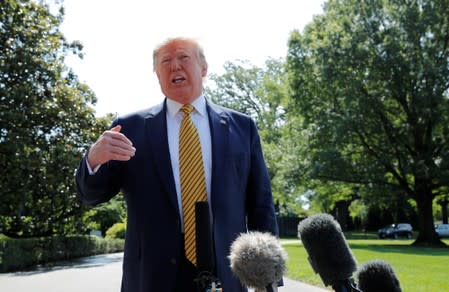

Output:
xmin=435 ymin=190 xmax=449 ymax=224
xmin=205 ymin=59 xmax=306 ymax=215
xmin=206 ymin=59 xmax=287 ymax=137
xmin=0 ymin=0 xmax=109 ymax=237
xmin=84 ymin=195 xmax=127 ymax=236
xmin=287 ymin=0 xmax=449 ymax=246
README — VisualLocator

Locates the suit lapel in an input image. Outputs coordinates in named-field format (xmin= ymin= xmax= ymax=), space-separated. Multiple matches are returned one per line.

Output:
xmin=144 ymin=101 xmax=179 ymax=214
xmin=206 ymin=101 xmax=230 ymax=209
xmin=143 ymin=100 xmax=229 ymax=217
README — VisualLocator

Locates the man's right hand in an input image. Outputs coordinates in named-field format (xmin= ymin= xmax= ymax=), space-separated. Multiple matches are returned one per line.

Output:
xmin=87 ymin=125 xmax=136 ymax=169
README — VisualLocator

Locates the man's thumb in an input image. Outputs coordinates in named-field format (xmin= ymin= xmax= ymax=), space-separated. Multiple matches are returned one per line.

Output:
xmin=111 ymin=125 xmax=122 ymax=132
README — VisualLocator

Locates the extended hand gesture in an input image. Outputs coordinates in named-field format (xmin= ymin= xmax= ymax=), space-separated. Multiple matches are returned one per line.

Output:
xmin=87 ymin=125 xmax=136 ymax=169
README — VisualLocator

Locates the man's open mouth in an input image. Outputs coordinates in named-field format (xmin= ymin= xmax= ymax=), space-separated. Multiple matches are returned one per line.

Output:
xmin=172 ymin=76 xmax=186 ymax=84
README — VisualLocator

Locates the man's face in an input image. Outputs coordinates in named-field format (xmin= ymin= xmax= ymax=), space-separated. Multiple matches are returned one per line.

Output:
xmin=155 ymin=40 xmax=207 ymax=104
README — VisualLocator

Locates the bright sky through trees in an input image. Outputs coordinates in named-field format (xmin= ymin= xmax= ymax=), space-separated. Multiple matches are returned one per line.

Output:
xmin=61 ymin=0 xmax=325 ymax=116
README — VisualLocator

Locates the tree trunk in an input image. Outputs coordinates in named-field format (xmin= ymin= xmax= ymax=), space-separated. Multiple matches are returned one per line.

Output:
xmin=335 ymin=200 xmax=350 ymax=231
xmin=440 ymin=200 xmax=448 ymax=224
xmin=413 ymin=185 xmax=445 ymax=247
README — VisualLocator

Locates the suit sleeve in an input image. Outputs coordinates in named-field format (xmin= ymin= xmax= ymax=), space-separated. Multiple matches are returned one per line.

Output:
xmin=246 ymin=119 xmax=283 ymax=287
xmin=75 ymin=121 xmax=123 ymax=206
xmin=245 ymin=119 xmax=279 ymax=236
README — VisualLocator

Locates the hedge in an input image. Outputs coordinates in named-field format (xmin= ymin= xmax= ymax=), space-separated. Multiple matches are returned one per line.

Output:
xmin=105 ymin=222 xmax=126 ymax=239
xmin=0 ymin=234 xmax=124 ymax=273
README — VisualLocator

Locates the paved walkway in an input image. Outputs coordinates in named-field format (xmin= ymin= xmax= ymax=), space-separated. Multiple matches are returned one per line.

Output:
xmin=0 ymin=252 xmax=328 ymax=291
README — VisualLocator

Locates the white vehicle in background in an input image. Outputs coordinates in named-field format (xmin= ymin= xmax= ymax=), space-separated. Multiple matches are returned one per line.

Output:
xmin=435 ymin=224 xmax=449 ymax=238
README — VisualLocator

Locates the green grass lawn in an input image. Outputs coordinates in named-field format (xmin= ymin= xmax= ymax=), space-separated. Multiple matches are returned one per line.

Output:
xmin=282 ymin=236 xmax=449 ymax=292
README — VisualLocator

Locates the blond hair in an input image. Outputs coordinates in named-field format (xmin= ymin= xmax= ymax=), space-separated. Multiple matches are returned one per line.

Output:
xmin=152 ymin=37 xmax=207 ymax=72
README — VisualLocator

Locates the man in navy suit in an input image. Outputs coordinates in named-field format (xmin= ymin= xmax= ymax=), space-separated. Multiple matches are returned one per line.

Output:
xmin=76 ymin=37 xmax=279 ymax=291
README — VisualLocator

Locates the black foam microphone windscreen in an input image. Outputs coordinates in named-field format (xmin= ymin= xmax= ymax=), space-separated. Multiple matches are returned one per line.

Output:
xmin=357 ymin=260 xmax=402 ymax=292
xmin=195 ymin=201 xmax=215 ymax=273
xmin=228 ymin=231 xmax=287 ymax=290
xmin=298 ymin=213 xmax=357 ymax=287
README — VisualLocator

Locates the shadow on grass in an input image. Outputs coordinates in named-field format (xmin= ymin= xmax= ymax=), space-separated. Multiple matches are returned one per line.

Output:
xmin=348 ymin=243 xmax=449 ymax=256
xmin=344 ymin=232 xmax=379 ymax=240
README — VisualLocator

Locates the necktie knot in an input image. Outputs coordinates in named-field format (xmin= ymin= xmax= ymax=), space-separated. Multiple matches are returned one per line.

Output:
xmin=180 ymin=104 xmax=194 ymax=115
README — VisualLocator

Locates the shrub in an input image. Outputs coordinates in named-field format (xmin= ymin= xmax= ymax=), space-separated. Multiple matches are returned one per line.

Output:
xmin=0 ymin=234 xmax=124 ymax=273
xmin=105 ymin=223 xmax=126 ymax=239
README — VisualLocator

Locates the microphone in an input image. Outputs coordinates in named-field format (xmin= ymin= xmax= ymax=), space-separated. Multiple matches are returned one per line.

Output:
xmin=356 ymin=260 xmax=402 ymax=292
xmin=195 ymin=201 xmax=215 ymax=273
xmin=194 ymin=201 xmax=221 ymax=291
xmin=228 ymin=231 xmax=287 ymax=292
xmin=298 ymin=213 xmax=360 ymax=292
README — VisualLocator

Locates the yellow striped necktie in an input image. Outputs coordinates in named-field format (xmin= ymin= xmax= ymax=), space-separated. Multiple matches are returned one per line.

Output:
xmin=179 ymin=104 xmax=208 ymax=266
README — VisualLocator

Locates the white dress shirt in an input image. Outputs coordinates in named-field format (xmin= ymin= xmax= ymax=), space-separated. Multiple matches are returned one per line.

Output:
xmin=166 ymin=96 xmax=212 ymax=230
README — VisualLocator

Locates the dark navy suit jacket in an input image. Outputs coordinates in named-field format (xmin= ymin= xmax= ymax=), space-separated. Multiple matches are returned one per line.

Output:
xmin=76 ymin=99 xmax=279 ymax=291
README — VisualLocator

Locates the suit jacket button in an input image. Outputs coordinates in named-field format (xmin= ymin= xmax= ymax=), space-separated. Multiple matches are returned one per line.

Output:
xmin=170 ymin=258 xmax=177 ymax=265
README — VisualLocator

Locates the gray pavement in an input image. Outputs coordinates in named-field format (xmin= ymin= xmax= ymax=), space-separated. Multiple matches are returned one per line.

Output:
xmin=0 ymin=252 xmax=328 ymax=292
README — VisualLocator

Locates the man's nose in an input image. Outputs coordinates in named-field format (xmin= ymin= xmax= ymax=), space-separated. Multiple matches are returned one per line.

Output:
xmin=170 ymin=59 xmax=181 ymax=71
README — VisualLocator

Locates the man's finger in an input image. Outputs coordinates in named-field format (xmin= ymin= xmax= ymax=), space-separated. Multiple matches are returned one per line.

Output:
xmin=109 ymin=152 xmax=132 ymax=161
xmin=108 ymin=140 xmax=136 ymax=156
xmin=110 ymin=151 xmax=135 ymax=161
xmin=111 ymin=125 xmax=122 ymax=132
xmin=107 ymin=125 xmax=133 ymax=146
xmin=109 ymin=132 xmax=133 ymax=147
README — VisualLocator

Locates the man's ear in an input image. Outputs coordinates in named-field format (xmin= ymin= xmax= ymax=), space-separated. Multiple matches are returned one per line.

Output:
xmin=201 ymin=63 xmax=208 ymax=77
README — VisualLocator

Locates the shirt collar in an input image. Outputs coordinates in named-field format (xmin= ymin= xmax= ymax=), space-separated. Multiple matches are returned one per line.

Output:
xmin=166 ymin=96 xmax=207 ymax=118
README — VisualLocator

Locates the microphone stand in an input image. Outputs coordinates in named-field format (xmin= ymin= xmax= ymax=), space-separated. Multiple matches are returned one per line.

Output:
xmin=194 ymin=271 xmax=221 ymax=292
xmin=253 ymin=284 xmax=275 ymax=292
xmin=331 ymin=279 xmax=362 ymax=292
xmin=194 ymin=202 xmax=222 ymax=292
